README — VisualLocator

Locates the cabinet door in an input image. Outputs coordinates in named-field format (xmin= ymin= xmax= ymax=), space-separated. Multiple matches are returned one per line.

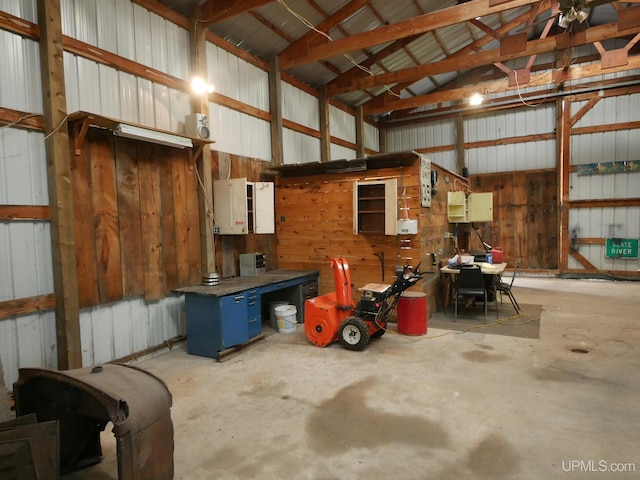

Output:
xmin=220 ymin=294 xmax=249 ymax=349
xmin=469 ymin=192 xmax=493 ymax=222
xmin=353 ymin=178 xmax=398 ymax=235
xmin=254 ymin=182 xmax=275 ymax=234
xmin=213 ymin=178 xmax=248 ymax=234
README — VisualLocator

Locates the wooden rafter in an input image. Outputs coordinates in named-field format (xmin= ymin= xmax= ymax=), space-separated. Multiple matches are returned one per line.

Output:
xmin=331 ymin=5 xmax=542 ymax=97
xmin=278 ymin=0 xmax=373 ymax=59
xmin=361 ymin=20 xmax=640 ymax=113
xmin=365 ymin=52 xmax=640 ymax=115
xmin=200 ymin=0 xmax=275 ymax=26
xmin=279 ymin=0 xmax=545 ymax=69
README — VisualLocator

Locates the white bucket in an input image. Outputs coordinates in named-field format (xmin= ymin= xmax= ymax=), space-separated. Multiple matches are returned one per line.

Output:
xmin=275 ymin=305 xmax=297 ymax=334
xmin=269 ymin=301 xmax=289 ymax=330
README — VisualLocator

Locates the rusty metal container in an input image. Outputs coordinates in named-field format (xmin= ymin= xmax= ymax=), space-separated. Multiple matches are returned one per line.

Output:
xmin=14 ymin=363 xmax=174 ymax=479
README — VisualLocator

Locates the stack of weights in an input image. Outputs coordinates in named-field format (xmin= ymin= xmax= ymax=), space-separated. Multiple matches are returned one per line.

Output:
xmin=202 ymin=272 xmax=220 ymax=286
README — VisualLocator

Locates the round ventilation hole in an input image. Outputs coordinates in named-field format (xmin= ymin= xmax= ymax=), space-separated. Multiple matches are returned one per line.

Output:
xmin=569 ymin=348 xmax=590 ymax=354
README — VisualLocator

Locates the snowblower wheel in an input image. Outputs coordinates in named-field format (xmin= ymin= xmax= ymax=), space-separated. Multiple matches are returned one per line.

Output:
xmin=338 ymin=316 xmax=370 ymax=351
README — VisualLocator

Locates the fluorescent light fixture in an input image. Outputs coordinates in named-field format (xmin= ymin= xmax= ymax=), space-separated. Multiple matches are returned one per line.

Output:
xmin=113 ymin=123 xmax=193 ymax=149
xmin=469 ymin=93 xmax=484 ymax=106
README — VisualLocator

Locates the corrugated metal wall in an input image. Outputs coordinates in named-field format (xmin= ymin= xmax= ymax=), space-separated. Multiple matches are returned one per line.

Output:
xmin=387 ymin=87 xmax=640 ymax=273
xmin=1 ymin=0 xmax=194 ymax=388
xmin=208 ymin=43 xmax=271 ymax=159
xmin=569 ymin=93 xmax=640 ymax=271
xmin=464 ymin=105 xmax=557 ymax=174
xmin=0 ymin=16 xmax=54 ymax=388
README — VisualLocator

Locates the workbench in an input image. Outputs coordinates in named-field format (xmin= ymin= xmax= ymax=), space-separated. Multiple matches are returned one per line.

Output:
xmin=175 ymin=270 xmax=319 ymax=359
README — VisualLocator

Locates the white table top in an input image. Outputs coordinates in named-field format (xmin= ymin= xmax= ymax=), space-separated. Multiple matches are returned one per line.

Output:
xmin=440 ymin=262 xmax=507 ymax=275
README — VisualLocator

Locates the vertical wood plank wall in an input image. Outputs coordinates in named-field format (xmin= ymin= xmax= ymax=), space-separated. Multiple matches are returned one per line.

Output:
xmin=470 ymin=170 xmax=559 ymax=270
xmin=274 ymin=162 xmax=464 ymax=313
xmin=69 ymin=126 xmax=202 ymax=307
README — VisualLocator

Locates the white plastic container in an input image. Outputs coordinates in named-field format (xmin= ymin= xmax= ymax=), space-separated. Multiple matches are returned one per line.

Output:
xmin=274 ymin=305 xmax=297 ymax=334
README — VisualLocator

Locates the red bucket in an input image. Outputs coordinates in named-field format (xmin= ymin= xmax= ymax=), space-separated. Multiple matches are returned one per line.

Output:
xmin=491 ymin=247 xmax=503 ymax=263
xmin=397 ymin=291 xmax=427 ymax=336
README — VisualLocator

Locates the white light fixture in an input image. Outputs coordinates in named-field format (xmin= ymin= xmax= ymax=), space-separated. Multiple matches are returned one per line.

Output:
xmin=576 ymin=9 xmax=589 ymax=23
xmin=113 ymin=123 xmax=193 ymax=149
xmin=469 ymin=93 xmax=484 ymax=106
xmin=191 ymin=76 xmax=215 ymax=95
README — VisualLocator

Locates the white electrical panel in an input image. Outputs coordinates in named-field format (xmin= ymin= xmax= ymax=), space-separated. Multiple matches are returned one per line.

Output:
xmin=420 ymin=155 xmax=432 ymax=207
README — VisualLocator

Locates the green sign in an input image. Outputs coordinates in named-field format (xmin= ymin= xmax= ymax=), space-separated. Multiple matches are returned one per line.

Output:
xmin=605 ymin=238 xmax=639 ymax=259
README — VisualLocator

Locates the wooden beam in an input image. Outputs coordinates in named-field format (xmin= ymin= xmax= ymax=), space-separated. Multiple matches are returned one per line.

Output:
xmin=279 ymin=0 xmax=545 ymax=69
xmin=0 ymin=294 xmax=56 ymax=321
xmin=570 ymin=198 xmax=640 ymax=208
xmin=0 ymin=205 xmax=50 ymax=220
xmin=319 ymin=86 xmax=331 ymax=162
xmin=189 ymin=7 xmax=216 ymax=277
xmin=200 ymin=0 xmax=275 ymax=26
xmin=356 ymin=105 xmax=365 ymax=158
xmin=269 ymin=56 xmax=284 ymax=166
xmin=574 ymin=238 xmax=606 ymax=245
xmin=558 ymin=97 xmax=571 ymax=273
xmin=0 ymin=107 xmax=44 ymax=130
xmin=572 ymin=120 xmax=640 ymax=135
xmin=279 ymin=0 xmax=373 ymax=65
xmin=38 ymin=0 xmax=82 ymax=370
xmin=364 ymin=53 xmax=640 ymax=115
xmin=570 ymin=96 xmax=600 ymax=127
xmin=0 ymin=9 xmax=39 ymax=38
xmin=569 ymin=249 xmax=598 ymax=270
xmin=349 ymin=20 xmax=640 ymax=98
xmin=455 ymin=116 xmax=465 ymax=176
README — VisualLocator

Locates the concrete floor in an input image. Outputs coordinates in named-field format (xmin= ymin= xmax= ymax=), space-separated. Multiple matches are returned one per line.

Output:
xmin=68 ymin=276 xmax=639 ymax=479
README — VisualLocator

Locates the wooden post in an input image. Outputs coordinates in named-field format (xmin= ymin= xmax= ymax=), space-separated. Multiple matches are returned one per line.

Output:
xmin=378 ymin=125 xmax=387 ymax=153
xmin=557 ymin=97 xmax=571 ymax=272
xmin=455 ymin=115 xmax=466 ymax=176
xmin=38 ymin=0 xmax=82 ymax=369
xmin=269 ymin=56 xmax=283 ymax=166
xmin=189 ymin=8 xmax=216 ymax=275
xmin=355 ymin=105 xmax=365 ymax=158
xmin=319 ymin=85 xmax=331 ymax=162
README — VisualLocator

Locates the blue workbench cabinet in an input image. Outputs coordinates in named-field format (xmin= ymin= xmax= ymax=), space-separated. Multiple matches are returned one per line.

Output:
xmin=177 ymin=270 xmax=319 ymax=359
xmin=184 ymin=292 xmax=250 ymax=358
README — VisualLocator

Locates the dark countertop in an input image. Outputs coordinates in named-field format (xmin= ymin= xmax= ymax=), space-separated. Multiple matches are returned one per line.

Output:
xmin=174 ymin=270 xmax=320 ymax=297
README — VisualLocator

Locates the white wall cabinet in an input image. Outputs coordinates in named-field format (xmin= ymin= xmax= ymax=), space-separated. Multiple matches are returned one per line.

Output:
xmin=213 ymin=178 xmax=275 ymax=234
xmin=447 ymin=191 xmax=493 ymax=223
xmin=353 ymin=179 xmax=398 ymax=235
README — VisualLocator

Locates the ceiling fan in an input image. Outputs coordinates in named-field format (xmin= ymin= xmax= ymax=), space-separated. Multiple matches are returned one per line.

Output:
xmin=556 ymin=0 xmax=615 ymax=29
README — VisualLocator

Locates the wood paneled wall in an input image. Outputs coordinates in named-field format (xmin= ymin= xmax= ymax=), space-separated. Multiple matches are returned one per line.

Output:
xmin=470 ymin=170 xmax=558 ymax=270
xmin=70 ymin=127 xmax=202 ymax=307
xmin=275 ymin=162 xmax=464 ymax=314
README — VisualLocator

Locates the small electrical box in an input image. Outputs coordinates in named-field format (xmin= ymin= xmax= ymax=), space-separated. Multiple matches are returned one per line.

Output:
xmin=397 ymin=219 xmax=418 ymax=235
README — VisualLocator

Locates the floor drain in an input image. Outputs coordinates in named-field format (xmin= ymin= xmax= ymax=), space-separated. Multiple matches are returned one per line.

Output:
xmin=570 ymin=348 xmax=590 ymax=354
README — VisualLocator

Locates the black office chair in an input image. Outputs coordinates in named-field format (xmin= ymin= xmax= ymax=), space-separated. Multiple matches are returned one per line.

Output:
xmin=454 ymin=265 xmax=496 ymax=323
xmin=497 ymin=259 xmax=522 ymax=314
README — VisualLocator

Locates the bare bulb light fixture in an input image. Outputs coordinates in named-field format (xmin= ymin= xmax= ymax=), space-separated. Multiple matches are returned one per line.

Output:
xmin=469 ymin=93 xmax=484 ymax=106
xmin=191 ymin=76 xmax=215 ymax=95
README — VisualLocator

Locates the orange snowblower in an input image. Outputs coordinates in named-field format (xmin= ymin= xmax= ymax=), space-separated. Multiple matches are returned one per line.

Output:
xmin=304 ymin=257 xmax=425 ymax=351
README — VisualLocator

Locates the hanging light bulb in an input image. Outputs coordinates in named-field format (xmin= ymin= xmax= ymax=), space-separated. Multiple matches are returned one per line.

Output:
xmin=191 ymin=76 xmax=215 ymax=95
xmin=469 ymin=93 xmax=484 ymax=106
